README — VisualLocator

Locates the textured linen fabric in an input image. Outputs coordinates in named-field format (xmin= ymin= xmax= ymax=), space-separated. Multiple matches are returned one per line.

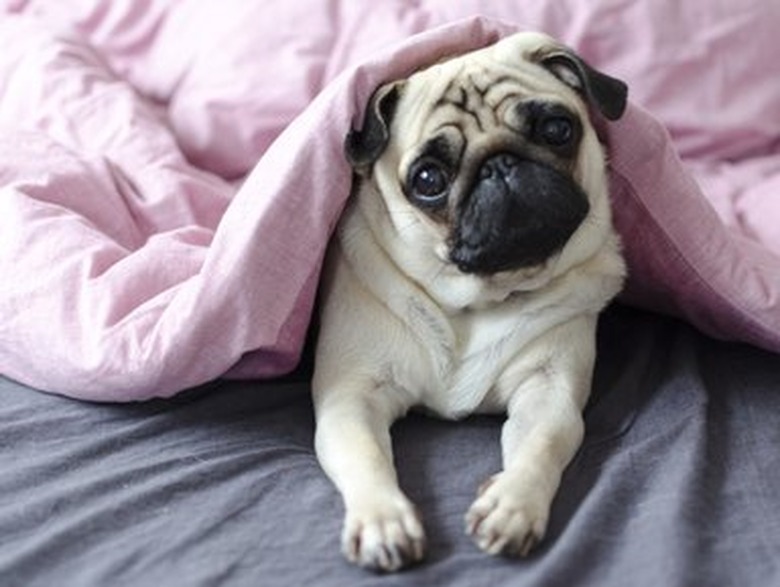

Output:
xmin=1 ymin=2 xmax=780 ymax=400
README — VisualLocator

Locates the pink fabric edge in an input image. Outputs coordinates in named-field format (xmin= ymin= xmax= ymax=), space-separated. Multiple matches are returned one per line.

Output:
xmin=607 ymin=105 xmax=780 ymax=353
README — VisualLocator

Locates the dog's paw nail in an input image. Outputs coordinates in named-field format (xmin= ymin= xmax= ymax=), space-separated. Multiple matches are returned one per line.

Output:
xmin=465 ymin=475 xmax=547 ymax=558
xmin=342 ymin=498 xmax=426 ymax=572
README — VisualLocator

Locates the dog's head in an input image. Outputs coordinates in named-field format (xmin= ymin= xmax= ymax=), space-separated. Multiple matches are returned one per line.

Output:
xmin=345 ymin=32 xmax=627 ymax=306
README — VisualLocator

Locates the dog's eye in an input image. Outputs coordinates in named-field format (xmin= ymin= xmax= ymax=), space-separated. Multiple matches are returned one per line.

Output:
xmin=408 ymin=161 xmax=450 ymax=206
xmin=537 ymin=116 xmax=574 ymax=146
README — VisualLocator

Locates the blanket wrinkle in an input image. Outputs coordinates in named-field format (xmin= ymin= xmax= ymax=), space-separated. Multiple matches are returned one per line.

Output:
xmin=605 ymin=107 xmax=780 ymax=352
xmin=1 ymin=1 xmax=780 ymax=401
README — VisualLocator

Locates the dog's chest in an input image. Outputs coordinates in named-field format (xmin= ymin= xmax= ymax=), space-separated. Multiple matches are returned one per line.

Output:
xmin=397 ymin=300 xmax=537 ymax=419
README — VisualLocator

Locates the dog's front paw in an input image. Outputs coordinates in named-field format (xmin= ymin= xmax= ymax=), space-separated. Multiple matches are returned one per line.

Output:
xmin=465 ymin=473 xmax=549 ymax=557
xmin=342 ymin=492 xmax=426 ymax=572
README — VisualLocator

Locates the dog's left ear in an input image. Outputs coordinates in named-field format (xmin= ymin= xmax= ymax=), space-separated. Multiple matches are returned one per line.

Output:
xmin=345 ymin=81 xmax=404 ymax=173
xmin=537 ymin=49 xmax=628 ymax=121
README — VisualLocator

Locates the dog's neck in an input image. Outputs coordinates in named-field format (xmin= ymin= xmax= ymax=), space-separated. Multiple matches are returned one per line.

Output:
xmin=337 ymin=191 xmax=618 ymax=333
xmin=349 ymin=181 xmax=566 ymax=313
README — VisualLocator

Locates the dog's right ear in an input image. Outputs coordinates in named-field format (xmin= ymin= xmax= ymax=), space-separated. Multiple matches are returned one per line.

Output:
xmin=345 ymin=82 xmax=403 ymax=173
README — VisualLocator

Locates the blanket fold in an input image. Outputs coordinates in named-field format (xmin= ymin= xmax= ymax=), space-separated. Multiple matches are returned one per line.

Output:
xmin=1 ymin=2 xmax=779 ymax=401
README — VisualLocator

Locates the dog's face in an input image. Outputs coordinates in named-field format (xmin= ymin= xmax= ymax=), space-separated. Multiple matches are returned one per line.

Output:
xmin=345 ymin=33 xmax=627 ymax=308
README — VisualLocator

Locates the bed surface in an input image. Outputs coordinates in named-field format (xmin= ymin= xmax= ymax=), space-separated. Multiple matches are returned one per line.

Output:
xmin=3 ymin=305 xmax=779 ymax=586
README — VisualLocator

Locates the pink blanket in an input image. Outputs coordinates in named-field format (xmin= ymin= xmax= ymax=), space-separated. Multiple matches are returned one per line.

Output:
xmin=2 ymin=1 xmax=779 ymax=401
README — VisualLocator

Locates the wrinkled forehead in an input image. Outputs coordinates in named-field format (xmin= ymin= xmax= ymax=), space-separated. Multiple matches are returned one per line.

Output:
xmin=394 ymin=39 xmax=584 ymax=146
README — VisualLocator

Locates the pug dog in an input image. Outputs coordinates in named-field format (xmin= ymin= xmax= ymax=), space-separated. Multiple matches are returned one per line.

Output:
xmin=312 ymin=31 xmax=628 ymax=572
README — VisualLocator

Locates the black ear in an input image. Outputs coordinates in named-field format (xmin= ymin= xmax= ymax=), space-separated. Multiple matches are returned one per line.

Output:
xmin=538 ymin=50 xmax=628 ymax=121
xmin=345 ymin=82 xmax=403 ymax=172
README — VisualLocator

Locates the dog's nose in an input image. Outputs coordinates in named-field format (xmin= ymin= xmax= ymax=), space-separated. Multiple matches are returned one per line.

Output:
xmin=449 ymin=153 xmax=589 ymax=275
xmin=478 ymin=154 xmax=521 ymax=181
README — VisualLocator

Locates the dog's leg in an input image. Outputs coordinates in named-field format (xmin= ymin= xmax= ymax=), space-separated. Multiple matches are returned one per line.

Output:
xmin=314 ymin=383 xmax=424 ymax=571
xmin=465 ymin=316 xmax=596 ymax=556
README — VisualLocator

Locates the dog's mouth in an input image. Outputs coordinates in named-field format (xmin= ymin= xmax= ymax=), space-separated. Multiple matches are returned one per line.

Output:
xmin=447 ymin=153 xmax=589 ymax=276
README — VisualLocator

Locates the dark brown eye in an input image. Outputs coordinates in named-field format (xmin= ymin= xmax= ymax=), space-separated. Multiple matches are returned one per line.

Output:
xmin=537 ymin=116 xmax=574 ymax=146
xmin=408 ymin=160 xmax=450 ymax=207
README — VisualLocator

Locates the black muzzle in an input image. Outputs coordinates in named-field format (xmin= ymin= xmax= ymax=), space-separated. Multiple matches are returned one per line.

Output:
xmin=449 ymin=153 xmax=589 ymax=275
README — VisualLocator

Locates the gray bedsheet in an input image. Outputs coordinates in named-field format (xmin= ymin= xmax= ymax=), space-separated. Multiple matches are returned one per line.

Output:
xmin=2 ymin=305 xmax=779 ymax=587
